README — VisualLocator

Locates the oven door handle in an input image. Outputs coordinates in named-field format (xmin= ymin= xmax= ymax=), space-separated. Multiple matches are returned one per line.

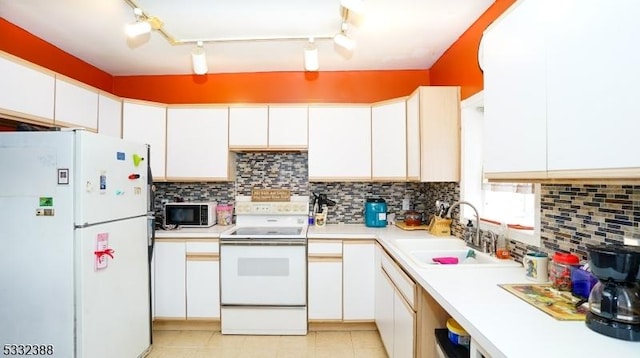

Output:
xmin=221 ymin=239 xmax=306 ymax=246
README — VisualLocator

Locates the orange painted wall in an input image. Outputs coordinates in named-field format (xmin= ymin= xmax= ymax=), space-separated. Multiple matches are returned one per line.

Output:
xmin=112 ymin=70 xmax=429 ymax=104
xmin=0 ymin=0 xmax=515 ymax=105
xmin=430 ymin=0 xmax=516 ymax=99
xmin=0 ymin=19 xmax=113 ymax=92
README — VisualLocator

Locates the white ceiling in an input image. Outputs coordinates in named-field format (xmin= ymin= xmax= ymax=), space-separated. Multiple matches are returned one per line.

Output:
xmin=0 ymin=0 xmax=495 ymax=76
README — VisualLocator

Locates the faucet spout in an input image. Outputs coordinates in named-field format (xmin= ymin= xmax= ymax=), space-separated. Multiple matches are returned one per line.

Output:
xmin=446 ymin=201 xmax=481 ymax=249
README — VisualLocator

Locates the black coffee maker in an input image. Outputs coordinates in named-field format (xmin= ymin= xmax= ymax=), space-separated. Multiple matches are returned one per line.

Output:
xmin=585 ymin=244 xmax=640 ymax=341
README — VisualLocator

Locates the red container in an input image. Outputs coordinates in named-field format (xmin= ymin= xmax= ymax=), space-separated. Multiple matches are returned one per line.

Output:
xmin=550 ymin=252 xmax=580 ymax=291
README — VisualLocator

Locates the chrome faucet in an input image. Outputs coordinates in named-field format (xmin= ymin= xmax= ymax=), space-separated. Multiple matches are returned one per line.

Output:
xmin=445 ymin=201 xmax=481 ymax=250
xmin=482 ymin=231 xmax=498 ymax=257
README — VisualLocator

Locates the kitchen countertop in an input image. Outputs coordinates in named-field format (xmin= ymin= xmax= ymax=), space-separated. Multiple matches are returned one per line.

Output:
xmin=309 ymin=224 xmax=639 ymax=358
xmin=155 ymin=225 xmax=234 ymax=239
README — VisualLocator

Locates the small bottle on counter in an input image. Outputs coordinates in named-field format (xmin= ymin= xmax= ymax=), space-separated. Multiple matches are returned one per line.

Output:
xmin=496 ymin=223 xmax=511 ymax=259
xmin=308 ymin=210 xmax=315 ymax=225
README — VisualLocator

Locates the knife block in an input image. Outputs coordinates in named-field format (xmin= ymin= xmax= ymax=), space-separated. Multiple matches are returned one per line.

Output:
xmin=428 ymin=216 xmax=452 ymax=236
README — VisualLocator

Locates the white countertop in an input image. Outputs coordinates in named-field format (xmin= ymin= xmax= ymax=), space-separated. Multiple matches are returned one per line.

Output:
xmin=309 ymin=224 xmax=640 ymax=357
xmin=155 ymin=225 xmax=235 ymax=239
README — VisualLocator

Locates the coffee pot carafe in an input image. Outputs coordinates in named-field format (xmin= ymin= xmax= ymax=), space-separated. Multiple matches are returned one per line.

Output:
xmin=585 ymin=244 xmax=640 ymax=341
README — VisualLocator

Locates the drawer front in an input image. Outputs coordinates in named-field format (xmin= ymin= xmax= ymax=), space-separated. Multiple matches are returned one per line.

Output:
xmin=308 ymin=240 xmax=343 ymax=256
xmin=381 ymin=248 xmax=416 ymax=310
xmin=186 ymin=240 xmax=219 ymax=253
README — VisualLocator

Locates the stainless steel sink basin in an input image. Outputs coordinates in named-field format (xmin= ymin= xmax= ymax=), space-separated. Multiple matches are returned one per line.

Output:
xmin=390 ymin=238 xmax=521 ymax=268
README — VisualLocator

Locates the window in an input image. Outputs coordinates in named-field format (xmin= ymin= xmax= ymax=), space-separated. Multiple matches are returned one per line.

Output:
xmin=460 ymin=92 xmax=541 ymax=246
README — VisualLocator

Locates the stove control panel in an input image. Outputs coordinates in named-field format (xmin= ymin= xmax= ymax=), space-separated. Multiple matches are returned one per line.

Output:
xmin=235 ymin=201 xmax=309 ymax=215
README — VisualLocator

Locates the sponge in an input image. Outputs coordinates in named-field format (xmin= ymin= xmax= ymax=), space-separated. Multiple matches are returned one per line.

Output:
xmin=432 ymin=257 xmax=459 ymax=264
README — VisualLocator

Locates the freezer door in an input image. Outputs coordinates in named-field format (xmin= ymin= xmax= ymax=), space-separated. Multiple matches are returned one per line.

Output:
xmin=75 ymin=131 xmax=149 ymax=225
xmin=76 ymin=216 xmax=150 ymax=358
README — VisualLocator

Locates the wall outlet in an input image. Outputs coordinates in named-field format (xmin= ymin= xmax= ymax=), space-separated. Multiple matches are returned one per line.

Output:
xmin=624 ymin=237 xmax=640 ymax=246
xmin=402 ymin=198 xmax=410 ymax=210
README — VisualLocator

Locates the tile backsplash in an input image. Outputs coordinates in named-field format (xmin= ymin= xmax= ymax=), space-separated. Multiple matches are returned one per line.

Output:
xmin=154 ymin=152 xmax=640 ymax=262
xmin=538 ymin=184 xmax=639 ymax=260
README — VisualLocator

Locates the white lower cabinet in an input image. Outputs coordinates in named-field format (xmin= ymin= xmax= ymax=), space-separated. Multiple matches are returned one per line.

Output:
xmin=185 ymin=241 xmax=220 ymax=319
xmin=393 ymin=291 xmax=416 ymax=358
xmin=343 ymin=241 xmax=375 ymax=320
xmin=376 ymin=244 xmax=426 ymax=358
xmin=308 ymin=240 xmax=376 ymax=322
xmin=153 ymin=239 xmax=220 ymax=320
xmin=308 ymin=240 xmax=343 ymax=320
xmin=153 ymin=241 xmax=186 ymax=319
xmin=376 ymin=265 xmax=396 ymax=354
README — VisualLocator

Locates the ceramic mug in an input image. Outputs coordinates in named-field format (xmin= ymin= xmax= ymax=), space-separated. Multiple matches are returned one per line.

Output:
xmin=523 ymin=252 xmax=549 ymax=282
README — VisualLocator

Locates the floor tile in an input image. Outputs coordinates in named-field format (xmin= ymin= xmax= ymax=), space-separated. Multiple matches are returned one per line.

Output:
xmin=315 ymin=331 xmax=352 ymax=349
xmin=351 ymin=330 xmax=384 ymax=349
xmin=314 ymin=347 xmax=355 ymax=358
xmin=149 ymin=329 xmax=387 ymax=358
xmin=354 ymin=347 xmax=388 ymax=358
xmin=172 ymin=330 xmax=215 ymax=347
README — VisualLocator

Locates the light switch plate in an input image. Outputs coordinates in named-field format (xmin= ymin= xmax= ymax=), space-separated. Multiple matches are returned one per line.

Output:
xmin=402 ymin=198 xmax=410 ymax=210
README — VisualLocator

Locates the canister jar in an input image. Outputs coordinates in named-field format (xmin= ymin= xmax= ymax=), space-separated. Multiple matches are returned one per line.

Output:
xmin=216 ymin=204 xmax=233 ymax=226
xmin=549 ymin=252 xmax=580 ymax=291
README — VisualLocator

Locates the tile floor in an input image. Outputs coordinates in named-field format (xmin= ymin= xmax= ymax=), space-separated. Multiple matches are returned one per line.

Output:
xmin=147 ymin=330 xmax=388 ymax=358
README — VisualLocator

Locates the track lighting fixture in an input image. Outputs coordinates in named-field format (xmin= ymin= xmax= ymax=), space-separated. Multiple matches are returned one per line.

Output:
xmin=304 ymin=38 xmax=319 ymax=72
xmin=191 ymin=41 xmax=208 ymax=75
xmin=334 ymin=23 xmax=356 ymax=51
xmin=123 ymin=0 xmax=365 ymax=72
xmin=340 ymin=0 xmax=366 ymax=14
xmin=125 ymin=8 xmax=151 ymax=38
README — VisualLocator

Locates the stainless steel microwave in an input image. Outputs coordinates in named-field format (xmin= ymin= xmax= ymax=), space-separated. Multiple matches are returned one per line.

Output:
xmin=164 ymin=202 xmax=217 ymax=227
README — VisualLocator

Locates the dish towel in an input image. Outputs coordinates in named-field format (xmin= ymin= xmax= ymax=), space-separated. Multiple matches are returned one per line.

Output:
xmin=432 ymin=257 xmax=459 ymax=264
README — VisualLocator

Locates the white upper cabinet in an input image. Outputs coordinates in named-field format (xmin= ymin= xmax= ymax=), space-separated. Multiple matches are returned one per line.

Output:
xmin=410 ymin=86 xmax=460 ymax=182
xmin=268 ymin=105 xmax=308 ymax=149
xmin=97 ymin=93 xmax=122 ymax=138
xmin=166 ymin=106 xmax=232 ymax=181
xmin=483 ymin=0 xmax=640 ymax=179
xmin=229 ymin=106 xmax=268 ymax=148
xmin=372 ymin=99 xmax=407 ymax=181
xmin=308 ymin=105 xmax=372 ymax=181
xmin=122 ymin=100 xmax=167 ymax=180
xmin=54 ymin=76 xmax=99 ymax=130
xmin=546 ymin=0 xmax=640 ymax=176
xmin=482 ymin=0 xmax=547 ymax=178
xmin=0 ymin=52 xmax=55 ymax=123
xmin=405 ymin=93 xmax=421 ymax=181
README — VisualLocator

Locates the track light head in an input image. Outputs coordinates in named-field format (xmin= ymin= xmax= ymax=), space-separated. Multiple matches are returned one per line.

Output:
xmin=191 ymin=41 xmax=208 ymax=75
xmin=125 ymin=20 xmax=151 ymax=38
xmin=304 ymin=38 xmax=319 ymax=72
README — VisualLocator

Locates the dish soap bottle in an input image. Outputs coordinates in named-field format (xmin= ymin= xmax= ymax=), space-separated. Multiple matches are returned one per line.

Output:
xmin=463 ymin=219 xmax=475 ymax=244
xmin=496 ymin=223 xmax=511 ymax=259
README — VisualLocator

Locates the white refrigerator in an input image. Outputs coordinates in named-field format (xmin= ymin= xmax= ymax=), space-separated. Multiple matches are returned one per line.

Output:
xmin=0 ymin=130 xmax=152 ymax=358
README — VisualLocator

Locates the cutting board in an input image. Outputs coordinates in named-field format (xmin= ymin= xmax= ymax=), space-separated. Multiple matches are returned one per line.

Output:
xmin=499 ymin=283 xmax=587 ymax=321
xmin=395 ymin=221 xmax=430 ymax=231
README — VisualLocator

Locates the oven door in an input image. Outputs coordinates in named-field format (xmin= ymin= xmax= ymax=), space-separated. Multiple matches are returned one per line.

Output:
xmin=220 ymin=239 xmax=306 ymax=306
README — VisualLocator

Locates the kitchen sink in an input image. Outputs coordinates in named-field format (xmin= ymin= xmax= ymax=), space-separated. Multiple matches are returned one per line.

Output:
xmin=390 ymin=238 xmax=521 ymax=268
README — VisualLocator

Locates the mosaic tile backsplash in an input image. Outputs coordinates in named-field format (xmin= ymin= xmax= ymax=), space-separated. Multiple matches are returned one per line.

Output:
xmin=154 ymin=152 xmax=640 ymax=263
xmin=537 ymin=184 xmax=639 ymax=261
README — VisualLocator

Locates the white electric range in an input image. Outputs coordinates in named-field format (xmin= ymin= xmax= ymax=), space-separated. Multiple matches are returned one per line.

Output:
xmin=219 ymin=196 xmax=309 ymax=335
